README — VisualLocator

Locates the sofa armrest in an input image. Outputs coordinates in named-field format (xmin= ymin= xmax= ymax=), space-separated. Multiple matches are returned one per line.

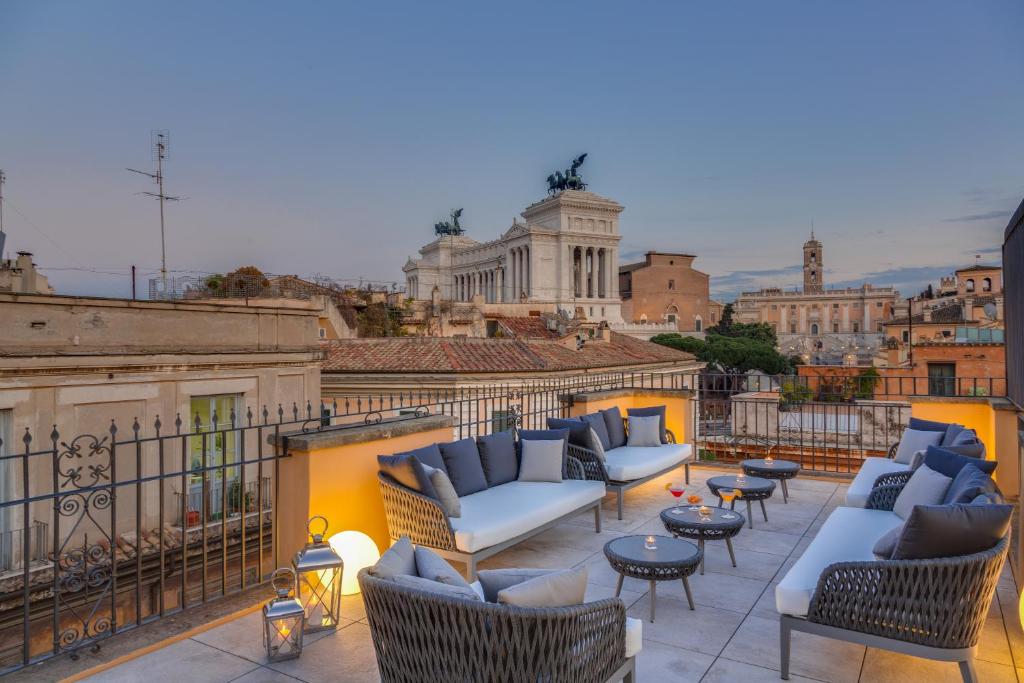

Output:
xmin=807 ymin=535 xmax=1009 ymax=649
xmin=568 ymin=444 xmax=609 ymax=482
xmin=886 ymin=441 xmax=899 ymax=459
xmin=865 ymin=483 xmax=904 ymax=511
xmin=872 ymin=469 xmax=912 ymax=490
xmin=377 ymin=473 xmax=457 ymax=551
xmin=665 ymin=428 xmax=677 ymax=444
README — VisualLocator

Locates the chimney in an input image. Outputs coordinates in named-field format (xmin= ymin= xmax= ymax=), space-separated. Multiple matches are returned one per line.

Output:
xmin=598 ymin=321 xmax=611 ymax=342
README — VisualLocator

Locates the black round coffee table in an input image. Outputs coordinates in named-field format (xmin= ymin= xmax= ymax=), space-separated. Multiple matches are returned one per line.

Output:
xmin=706 ymin=475 xmax=776 ymax=529
xmin=603 ymin=535 xmax=701 ymax=622
xmin=660 ymin=506 xmax=745 ymax=575
xmin=741 ymin=458 xmax=800 ymax=503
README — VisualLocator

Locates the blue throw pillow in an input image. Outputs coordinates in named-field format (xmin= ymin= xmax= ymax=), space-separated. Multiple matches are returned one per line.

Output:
xmin=924 ymin=445 xmax=997 ymax=478
xmin=439 ymin=438 xmax=489 ymax=497
xmin=908 ymin=417 xmax=951 ymax=433
xmin=477 ymin=431 xmax=518 ymax=487
xmin=892 ymin=502 xmax=1011 ymax=560
xmin=519 ymin=428 xmax=569 ymax=477
xmin=396 ymin=443 xmax=447 ymax=474
xmin=547 ymin=417 xmax=590 ymax=448
xmin=940 ymin=423 xmax=966 ymax=447
xmin=942 ymin=464 xmax=996 ymax=505
xmin=601 ymin=407 xmax=627 ymax=449
xmin=580 ymin=413 xmax=612 ymax=451
xmin=377 ymin=453 xmax=438 ymax=500
xmin=627 ymin=406 xmax=667 ymax=444
xmin=945 ymin=428 xmax=986 ymax=459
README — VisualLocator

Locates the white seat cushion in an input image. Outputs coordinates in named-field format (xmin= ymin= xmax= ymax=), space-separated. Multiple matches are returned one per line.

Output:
xmin=450 ymin=480 xmax=606 ymax=553
xmin=844 ymin=457 xmax=909 ymax=508
xmin=776 ymin=506 xmax=903 ymax=617
xmin=624 ymin=616 xmax=643 ymax=658
xmin=604 ymin=443 xmax=692 ymax=482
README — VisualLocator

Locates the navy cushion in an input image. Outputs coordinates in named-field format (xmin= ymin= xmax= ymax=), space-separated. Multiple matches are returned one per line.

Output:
xmin=940 ymin=423 xmax=966 ymax=447
xmin=580 ymin=413 xmax=611 ymax=451
xmin=519 ymin=428 xmax=569 ymax=477
xmin=377 ymin=453 xmax=438 ymax=500
xmin=546 ymin=417 xmax=590 ymax=448
xmin=945 ymin=428 xmax=986 ymax=459
xmin=923 ymin=445 xmax=997 ymax=478
xmin=476 ymin=431 xmax=518 ymax=487
xmin=892 ymin=502 xmax=1012 ymax=560
xmin=942 ymin=464 xmax=996 ymax=505
xmin=601 ymin=407 xmax=627 ymax=449
xmin=908 ymin=417 xmax=951 ymax=433
xmin=396 ymin=443 xmax=447 ymax=474
xmin=439 ymin=438 xmax=488 ymax=497
xmin=627 ymin=406 xmax=667 ymax=443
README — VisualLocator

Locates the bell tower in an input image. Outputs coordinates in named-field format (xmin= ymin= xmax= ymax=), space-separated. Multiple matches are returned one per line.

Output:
xmin=803 ymin=230 xmax=823 ymax=293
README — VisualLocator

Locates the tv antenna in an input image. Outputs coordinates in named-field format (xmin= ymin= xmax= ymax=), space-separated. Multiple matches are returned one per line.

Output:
xmin=127 ymin=130 xmax=182 ymax=294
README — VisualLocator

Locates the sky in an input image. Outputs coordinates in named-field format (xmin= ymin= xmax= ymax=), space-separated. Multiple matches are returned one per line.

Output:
xmin=1 ymin=1 xmax=1022 ymax=301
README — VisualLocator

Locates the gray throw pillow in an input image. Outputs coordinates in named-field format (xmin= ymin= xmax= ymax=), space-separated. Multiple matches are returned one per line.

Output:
xmin=627 ymin=406 xmax=667 ymax=443
xmin=893 ymin=428 xmax=943 ymax=465
xmin=476 ymin=431 xmax=518 ymax=487
xmin=477 ymin=568 xmax=555 ymax=602
xmin=391 ymin=574 xmax=480 ymax=601
xmin=892 ymin=464 xmax=952 ymax=520
xmin=601 ymin=406 xmax=627 ymax=449
xmin=587 ymin=427 xmax=607 ymax=461
xmin=422 ymin=464 xmax=460 ymax=517
xmin=518 ymin=439 xmax=564 ymax=483
xmin=581 ymin=413 xmax=612 ymax=451
xmin=626 ymin=415 xmax=662 ymax=447
xmin=439 ymin=438 xmax=488 ymax=497
xmin=497 ymin=565 xmax=588 ymax=607
xmin=368 ymin=536 xmax=416 ymax=578
xmin=892 ymin=503 xmax=1012 ymax=560
xmin=414 ymin=546 xmax=471 ymax=589
xmin=872 ymin=526 xmax=902 ymax=559
xmin=519 ymin=429 xmax=569 ymax=478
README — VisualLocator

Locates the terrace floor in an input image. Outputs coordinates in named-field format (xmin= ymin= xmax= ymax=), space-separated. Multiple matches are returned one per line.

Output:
xmin=78 ymin=465 xmax=1023 ymax=683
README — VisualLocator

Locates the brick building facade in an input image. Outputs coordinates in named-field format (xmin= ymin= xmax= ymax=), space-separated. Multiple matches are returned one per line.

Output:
xmin=618 ymin=252 xmax=711 ymax=334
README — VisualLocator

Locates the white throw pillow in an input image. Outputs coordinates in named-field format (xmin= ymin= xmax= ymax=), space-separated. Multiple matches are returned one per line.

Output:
xmin=626 ymin=415 xmax=662 ymax=447
xmin=497 ymin=565 xmax=588 ymax=607
xmin=892 ymin=464 xmax=952 ymax=520
xmin=587 ymin=427 xmax=607 ymax=461
xmin=518 ymin=439 xmax=564 ymax=483
xmin=893 ymin=428 xmax=943 ymax=464
xmin=422 ymin=464 xmax=460 ymax=518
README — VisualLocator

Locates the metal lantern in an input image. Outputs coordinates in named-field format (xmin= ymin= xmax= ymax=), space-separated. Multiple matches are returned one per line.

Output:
xmin=293 ymin=515 xmax=344 ymax=633
xmin=263 ymin=568 xmax=305 ymax=663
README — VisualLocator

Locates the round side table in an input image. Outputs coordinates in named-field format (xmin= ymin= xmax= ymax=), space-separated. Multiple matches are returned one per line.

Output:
xmin=660 ymin=506 xmax=745 ymax=575
xmin=706 ymin=475 xmax=776 ymax=529
xmin=603 ymin=535 xmax=701 ymax=622
xmin=741 ymin=458 xmax=800 ymax=503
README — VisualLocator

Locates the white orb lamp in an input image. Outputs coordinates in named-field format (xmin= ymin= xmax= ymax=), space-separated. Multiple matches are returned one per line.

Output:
xmin=328 ymin=530 xmax=381 ymax=595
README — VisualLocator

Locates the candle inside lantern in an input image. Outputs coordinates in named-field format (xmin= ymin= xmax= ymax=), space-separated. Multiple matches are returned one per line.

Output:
xmin=698 ymin=505 xmax=712 ymax=517
xmin=644 ymin=535 xmax=658 ymax=550
xmin=765 ymin=455 xmax=775 ymax=465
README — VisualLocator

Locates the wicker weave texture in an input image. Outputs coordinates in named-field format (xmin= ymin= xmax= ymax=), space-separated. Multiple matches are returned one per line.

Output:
xmin=378 ymin=474 xmax=457 ymax=550
xmin=873 ymin=470 xmax=913 ymax=490
xmin=359 ymin=569 xmax=627 ymax=683
xmin=865 ymin=484 xmax=902 ymax=511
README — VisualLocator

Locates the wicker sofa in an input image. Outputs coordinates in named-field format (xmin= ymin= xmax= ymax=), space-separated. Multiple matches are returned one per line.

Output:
xmin=359 ymin=567 xmax=639 ymax=683
xmin=378 ymin=437 xmax=605 ymax=580
xmin=778 ymin=475 xmax=1008 ymax=682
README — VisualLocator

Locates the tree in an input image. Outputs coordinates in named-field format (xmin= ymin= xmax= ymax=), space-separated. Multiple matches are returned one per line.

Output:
xmin=649 ymin=332 xmax=792 ymax=375
xmin=708 ymin=303 xmax=734 ymax=334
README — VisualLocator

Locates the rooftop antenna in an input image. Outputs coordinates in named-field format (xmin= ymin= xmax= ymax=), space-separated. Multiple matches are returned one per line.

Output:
xmin=0 ymin=169 xmax=6 ymax=257
xmin=127 ymin=130 xmax=182 ymax=295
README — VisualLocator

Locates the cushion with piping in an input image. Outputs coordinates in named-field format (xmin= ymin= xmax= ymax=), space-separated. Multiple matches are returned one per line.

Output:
xmin=892 ymin=464 xmax=952 ymax=520
xmin=580 ymin=413 xmax=612 ymax=451
xmin=476 ymin=431 xmax=518 ymax=487
xmin=496 ymin=565 xmax=588 ymax=607
xmin=626 ymin=415 xmax=662 ymax=447
xmin=627 ymin=406 xmax=667 ymax=443
xmin=421 ymin=464 xmax=460 ymax=517
xmin=892 ymin=428 xmax=943 ymax=465
xmin=601 ymin=406 xmax=627 ymax=449
xmin=368 ymin=536 xmax=416 ymax=578
xmin=477 ymin=568 xmax=554 ymax=602
xmin=395 ymin=443 xmax=447 ymax=474
xmin=518 ymin=428 xmax=569 ymax=477
xmin=414 ymin=545 xmax=472 ymax=588
xmin=942 ymin=464 xmax=996 ymax=505
xmin=892 ymin=503 xmax=1012 ymax=560
xmin=517 ymin=439 xmax=564 ymax=483
xmin=546 ymin=417 xmax=590 ymax=448
xmin=923 ymin=445 xmax=997 ymax=478
xmin=439 ymin=438 xmax=488 ymax=497
xmin=377 ymin=453 xmax=438 ymax=500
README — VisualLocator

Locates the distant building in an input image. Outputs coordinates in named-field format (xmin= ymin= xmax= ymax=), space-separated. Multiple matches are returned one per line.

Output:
xmin=734 ymin=232 xmax=900 ymax=364
xmin=0 ymin=251 xmax=53 ymax=295
xmin=619 ymin=252 xmax=711 ymax=336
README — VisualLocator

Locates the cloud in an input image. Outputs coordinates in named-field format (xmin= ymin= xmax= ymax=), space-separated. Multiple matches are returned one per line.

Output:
xmin=710 ymin=264 xmax=803 ymax=300
xmin=942 ymin=210 xmax=1011 ymax=223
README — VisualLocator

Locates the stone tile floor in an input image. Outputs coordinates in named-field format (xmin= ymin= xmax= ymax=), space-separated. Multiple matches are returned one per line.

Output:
xmin=82 ymin=466 xmax=1024 ymax=683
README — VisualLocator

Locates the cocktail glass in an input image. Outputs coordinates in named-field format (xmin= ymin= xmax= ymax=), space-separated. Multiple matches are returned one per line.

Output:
xmin=720 ymin=488 xmax=741 ymax=519
xmin=668 ymin=482 xmax=686 ymax=515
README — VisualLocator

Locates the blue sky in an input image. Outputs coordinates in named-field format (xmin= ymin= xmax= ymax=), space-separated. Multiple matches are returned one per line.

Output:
xmin=1 ymin=1 xmax=1021 ymax=301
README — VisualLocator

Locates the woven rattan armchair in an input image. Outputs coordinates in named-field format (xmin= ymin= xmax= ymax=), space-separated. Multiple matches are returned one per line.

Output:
xmin=379 ymin=455 xmax=602 ymax=579
xmin=781 ymin=478 xmax=1009 ymax=683
xmin=571 ymin=422 xmax=690 ymax=520
xmin=359 ymin=569 xmax=636 ymax=683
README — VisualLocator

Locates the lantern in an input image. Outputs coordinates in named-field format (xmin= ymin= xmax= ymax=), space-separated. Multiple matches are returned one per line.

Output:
xmin=293 ymin=515 xmax=344 ymax=632
xmin=263 ymin=568 xmax=305 ymax=662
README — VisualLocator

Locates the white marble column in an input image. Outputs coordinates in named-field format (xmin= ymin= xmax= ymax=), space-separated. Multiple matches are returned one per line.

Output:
xmin=525 ymin=246 xmax=531 ymax=297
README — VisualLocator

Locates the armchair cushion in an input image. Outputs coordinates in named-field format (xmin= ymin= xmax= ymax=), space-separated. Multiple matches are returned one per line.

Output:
xmin=627 ymin=406 xmax=667 ymax=443
xmin=421 ymin=464 xmax=460 ymax=517
xmin=440 ymin=438 xmax=488 ymax=497
xmin=476 ymin=431 xmax=518 ymax=487
xmin=414 ymin=545 xmax=472 ymax=589
xmin=892 ymin=428 xmax=943 ymax=465
xmin=581 ymin=413 xmax=612 ymax=451
xmin=518 ymin=439 xmax=565 ymax=483
xmin=892 ymin=465 xmax=951 ymax=520
xmin=377 ymin=453 xmax=439 ymax=501
xmin=626 ymin=415 xmax=662 ymax=447
xmin=369 ymin=536 xmax=417 ymax=578
xmin=520 ymin=428 xmax=570 ymax=478
xmin=601 ymin=406 xmax=627 ymax=449
xmin=892 ymin=502 xmax=1012 ymax=560
xmin=396 ymin=443 xmax=448 ymax=474
xmin=497 ymin=565 xmax=588 ymax=608
xmin=477 ymin=567 xmax=555 ymax=602
xmin=942 ymin=464 xmax=996 ymax=505
xmin=392 ymin=574 xmax=481 ymax=601
xmin=546 ymin=417 xmax=590 ymax=448
xmin=924 ymin=445 xmax=997 ymax=478
xmin=604 ymin=443 xmax=692 ymax=482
